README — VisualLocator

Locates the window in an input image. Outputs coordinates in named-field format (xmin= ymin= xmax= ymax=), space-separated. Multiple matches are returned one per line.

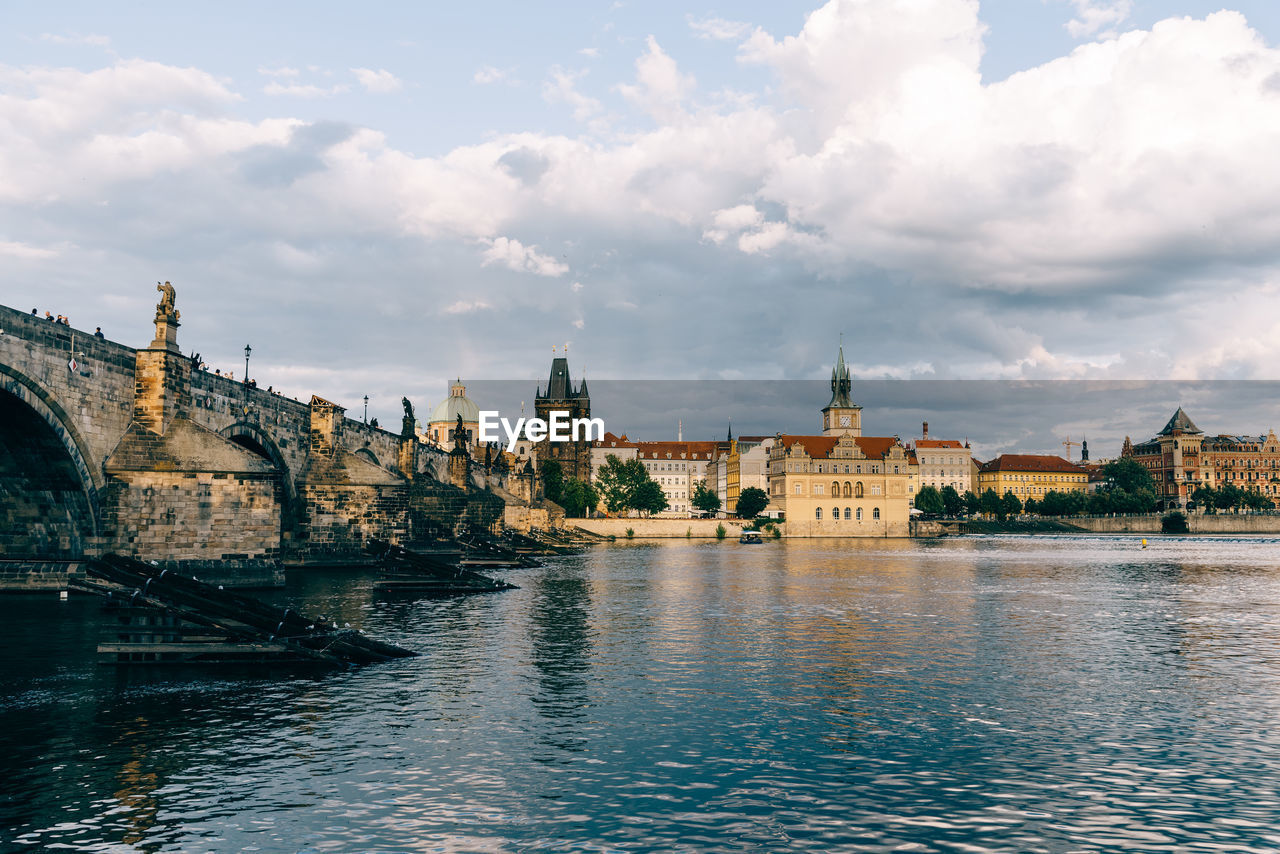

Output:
xmin=855 ymin=482 xmax=864 ymax=498
xmin=831 ymin=506 xmax=839 ymax=520
xmin=815 ymin=484 xmax=824 ymax=495
xmin=832 ymin=481 xmax=840 ymax=495
xmin=844 ymin=507 xmax=851 ymax=520
xmin=815 ymin=507 xmax=822 ymax=520
xmin=795 ymin=483 xmax=802 ymax=495
xmin=856 ymin=508 xmax=863 ymax=520
xmin=873 ymin=507 xmax=880 ymax=520
xmin=843 ymin=482 xmax=852 ymax=497
xmin=871 ymin=485 xmax=881 ymax=495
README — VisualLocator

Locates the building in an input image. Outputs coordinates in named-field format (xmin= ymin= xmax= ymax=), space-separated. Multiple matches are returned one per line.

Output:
xmin=533 ymin=356 xmax=592 ymax=482
xmin=1124 ymin=408 xmax=1205 ymax=510
xmin=726 ymin=434 xmax=775 ymax=516
xmin=975 ymin=454 xmax=1088 ymax=501
xmin=909 ymin=421 xmax=972 ymax=497
xmin=1124 ymin=408 xmax=1280 ymax=508
xmin=764 ymin=344 xmax=912 ymax=535
xmin=425 ymin=379 xmax=482 ymax=450
xmin=633 ymin=440 xmax=716 ymax=516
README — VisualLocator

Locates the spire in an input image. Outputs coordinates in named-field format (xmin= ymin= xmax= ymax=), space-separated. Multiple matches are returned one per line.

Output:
xmin=727 ymin=419 xmax=733 ymax=443
xmin=827 ymin=343 xmax=854 ymax=409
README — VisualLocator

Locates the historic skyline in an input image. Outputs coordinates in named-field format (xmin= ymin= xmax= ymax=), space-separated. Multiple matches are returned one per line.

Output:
xmin=4 ymin=1 xmax=1280 ymax=431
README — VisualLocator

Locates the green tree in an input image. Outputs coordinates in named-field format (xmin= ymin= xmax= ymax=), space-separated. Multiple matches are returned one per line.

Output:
xmin=540 ymin=458 xmax=564 ymax=504
xmin=736 ymin=486 xmax=770 ymax=520
xmin=962 ymin=490 xmax=980 ymax=516
xmin=941 ymin=485 xmax=963 ymax=516
xmin=1102 ymin=457 xmax=1157 ymax=495
xmin=1001 ymin=491 xmax=1023 ymax=519
xmin=914 ymin=485 xmax=944 ymax=515
xmin=979 ymin=488 xmax=1001 ymax=518
xmin=1192 ymin=485 xmax=1217 ymax=513
xmin=558 ymin=478 xmax=598 ymax=518
xmin=1024 ymin=496 xmax=1039 ymax=514
xmin=595 ymin=454 xmax=654 ymax=513
xmin=1215 ymin=484 xmax=1243 ymax=512
xmin=692 ymin=480 xmax=722 ymax=516
xmin=633 ymin=480 xmax=669 ymax=516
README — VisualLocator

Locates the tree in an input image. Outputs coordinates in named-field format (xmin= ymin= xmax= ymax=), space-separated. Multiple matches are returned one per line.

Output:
xmin=1001 ymin=491 xmax=1022 ymax=520
xmin=1024 ymin=497 xmax=1039 ymax=514
xmin=1215 ymin=484 xmax=1243 ymax=512
xmin=963 ymin=490 xmax=980 ymax=516
xmin=692 ymin=480 xmax=721 ymax=516
xmin=979 ymin=488 xmax=1001 ymax=518
xmin=595 ymin=454 xmax=654 ymax=514
xmin=736 ymin=486 xmax=770 ymax=519
xmin=1102 ymin=457 xmax=1157 ymax=496
xmin=558 ymin=478 xmax=598 ymax=518
xmin=1192 ymin=486 xmax=1217 ymax=513
xmin=914 ymin=485 xmax=944 ymax=515
xmin=941 ymin=485 xmax=963 ymax=516
xmin=540 ymin=458 xmax=564 ymax=504
xmin=633 ymin=480 xmax=669 ymax=516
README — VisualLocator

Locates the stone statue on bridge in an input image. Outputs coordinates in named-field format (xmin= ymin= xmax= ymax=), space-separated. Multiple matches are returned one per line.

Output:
xmin=450 ymin=413 xmax=471 ymax=453
xmin=155 ymin=281 xmax=179 ymax=322
xmin=401 ymin=397 xmax=415 ymax=440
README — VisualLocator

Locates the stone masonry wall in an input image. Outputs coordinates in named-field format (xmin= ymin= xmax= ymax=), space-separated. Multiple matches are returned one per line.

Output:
xmin=298 ymin=483 xmax=409 ymax=560
xmin=104 ymin=471 xmax=281 ymax=561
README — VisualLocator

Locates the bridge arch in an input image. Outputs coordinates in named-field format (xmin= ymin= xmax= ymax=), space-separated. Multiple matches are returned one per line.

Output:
xmin=218 ymin=421 xmax=302 ymax=534
xmin=354 ymin=447 xmax=380 ymax=467
xmin=0 ymin=365 xmax=103 ymax=554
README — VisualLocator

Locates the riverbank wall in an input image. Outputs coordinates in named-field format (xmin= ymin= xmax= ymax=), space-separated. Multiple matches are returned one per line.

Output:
xmin=572 ymin=519 xmax=748 ymax=539
xmin=1070 ymin=514 xmax=1280 ymax=534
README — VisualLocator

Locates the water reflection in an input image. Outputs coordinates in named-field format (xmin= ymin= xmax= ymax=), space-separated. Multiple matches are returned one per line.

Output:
xmin=4 ymin=537 xmax=1280 ymax=851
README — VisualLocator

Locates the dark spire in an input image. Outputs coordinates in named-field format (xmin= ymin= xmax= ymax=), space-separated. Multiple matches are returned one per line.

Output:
xmin=1159 ymin=407 xmax=1202 ymax=436
xmin=827 ymin=344 xmax=854 ymax=409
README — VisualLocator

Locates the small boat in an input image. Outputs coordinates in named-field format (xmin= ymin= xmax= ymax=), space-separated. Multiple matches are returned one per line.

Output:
xmin=738 ymin=531 xmax=764 ymax=544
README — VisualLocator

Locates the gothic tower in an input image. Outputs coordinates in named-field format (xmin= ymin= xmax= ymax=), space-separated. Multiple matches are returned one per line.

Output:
xmin=821 ymin=344 xmax=862 ymax=437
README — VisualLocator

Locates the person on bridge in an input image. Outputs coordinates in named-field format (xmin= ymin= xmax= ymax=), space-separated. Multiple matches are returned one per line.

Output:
xmin=94 ymin=327 xmax=105 ymax=339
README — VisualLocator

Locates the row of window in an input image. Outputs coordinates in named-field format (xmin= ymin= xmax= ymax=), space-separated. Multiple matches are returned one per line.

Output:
xmin=816 ymin=507 xmax=880 ymax=520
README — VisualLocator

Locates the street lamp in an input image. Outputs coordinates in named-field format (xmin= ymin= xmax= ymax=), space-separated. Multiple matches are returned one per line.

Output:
xmin=364 ymin=395 xmax=369 ymax=424
xmin=244 ymin=344 xmax=252 ymax=384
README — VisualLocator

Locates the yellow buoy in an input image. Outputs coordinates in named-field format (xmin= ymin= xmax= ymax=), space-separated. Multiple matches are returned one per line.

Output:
xmin=1141 ymin=538 xmax=1148 ymax=549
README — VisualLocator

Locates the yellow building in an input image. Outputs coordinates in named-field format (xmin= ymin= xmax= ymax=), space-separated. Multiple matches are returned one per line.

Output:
xmin=975 ymin=454 xmax=1087 ymax=501
xmin=767 ymin=434 xmax=912 ymax=536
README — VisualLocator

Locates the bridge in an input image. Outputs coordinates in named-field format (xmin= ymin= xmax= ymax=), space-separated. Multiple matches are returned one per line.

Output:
xmin=0 ymin=291 xmax=550 ymax=566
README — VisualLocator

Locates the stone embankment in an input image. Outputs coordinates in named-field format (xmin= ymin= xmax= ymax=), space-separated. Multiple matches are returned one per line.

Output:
xmin=572 ymin=519 xmax=746 ymax=539
xmin=1070 ymin=514 xmax=1280 ymax=534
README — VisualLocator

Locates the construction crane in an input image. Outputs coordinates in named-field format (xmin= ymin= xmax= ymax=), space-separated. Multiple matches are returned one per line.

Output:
xmin=1062 ymin=437 xmax=1081 ymax=461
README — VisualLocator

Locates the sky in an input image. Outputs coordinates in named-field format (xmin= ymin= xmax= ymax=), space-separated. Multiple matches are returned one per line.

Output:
xmin=4 ymin=0 xmax=1280 ymax=452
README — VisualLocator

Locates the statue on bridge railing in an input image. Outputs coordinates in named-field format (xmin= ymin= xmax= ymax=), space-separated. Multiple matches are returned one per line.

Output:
xmin=401 ymin=397 xmax=416 ymax=440
xmin=155 ymin=281 xmax=179 ymax=322
xmin=450 ymin=412 xmax=472 ymax=453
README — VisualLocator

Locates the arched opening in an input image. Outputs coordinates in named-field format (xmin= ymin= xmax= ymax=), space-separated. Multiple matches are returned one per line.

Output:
xmin=354 ymin=447 xmax=380 ymax=467
xmin=220 ymin=423 xmax=299 ymax=541
xmin=0 ymin=388 xmax=97 ymax=556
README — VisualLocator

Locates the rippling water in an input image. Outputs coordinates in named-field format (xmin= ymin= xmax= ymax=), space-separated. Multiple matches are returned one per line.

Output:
xmin=4 ymin=535 xmax=1280 ymax=852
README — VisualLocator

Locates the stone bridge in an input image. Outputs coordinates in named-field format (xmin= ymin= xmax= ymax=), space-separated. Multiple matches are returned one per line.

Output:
xmin=0 ymin=295 xmax=552 ymax=564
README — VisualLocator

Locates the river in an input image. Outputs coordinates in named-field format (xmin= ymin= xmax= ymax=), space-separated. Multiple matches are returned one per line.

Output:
xmin=3 ymin=535 xmax=1280 ymax=852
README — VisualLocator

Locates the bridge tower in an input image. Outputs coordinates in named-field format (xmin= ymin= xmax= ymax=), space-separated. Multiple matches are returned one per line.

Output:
xmin=133 ymin=281 xmax=190 ymax=434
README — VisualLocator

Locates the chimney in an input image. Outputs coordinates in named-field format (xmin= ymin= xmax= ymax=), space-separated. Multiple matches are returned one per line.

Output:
xmin=922 ymin=421 xmax=929 ymax=439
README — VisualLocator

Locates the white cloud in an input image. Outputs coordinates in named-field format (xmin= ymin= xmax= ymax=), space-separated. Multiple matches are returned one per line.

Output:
xmin=264 ymin=81 xmax=348 ymax=97
xmin=617 ymin=36 xmax=694 ymax=123
xmin=257 ymin=66 xmax=300 ymax=77
xmin=38 ymin=32 xmax=111 ymax=47
xmin=688 ymin=15 xmax=750 ymax=41
xmin=571 ymin=281 xmax=584 ymax=292
xmin=1064 ymin=0 xmax=1134 ymax=39
xmin=0 ymin=240 xmax=58 ymax=260
xmin=474 ymin=65 xmax=507 ymax=84
xmin=578 ymin=48 xmax=601 ymax=59
xmin=443 ymin=300 xmax=493 ymax=314
xmin=352 ymin=67 xmax=403 ymax=93
xmin=481 ymin=237 xmax=569 ymax=277
xmin=542 ymin=67 xmax=602 ymax=123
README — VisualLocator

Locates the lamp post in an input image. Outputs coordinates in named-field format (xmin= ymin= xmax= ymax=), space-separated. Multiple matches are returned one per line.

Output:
xmin=364 ymin=395 xmax=369 ymax=424
xmin=244 ymin=344 xmax=252 ymax=384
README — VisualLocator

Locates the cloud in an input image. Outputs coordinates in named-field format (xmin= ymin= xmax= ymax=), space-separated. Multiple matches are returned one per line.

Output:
xmin=1064 ymin=0 xmax=1134 ymax=39
xmin=542 ymin=67 xmax=603 ymax=122
xmin=617 ymin=36 xmax=694 ymax=122
xmin=688 ymin=15 xmax=751 ymax=41
xmin=579 ymin=48 xmax=601 ymax=59
xmin=257 ymin=66 xmax=300 ymax=77
xmin=37 ymin=33 xmax=111 ymax=47
xmin=474 ymin=65 xmax=507 ymax=84
xmin=7 ymin=3 xmax=1280 ymax=408
xmin=264 ymin=81 xmax=348 ymax=97
xmin=352 ymin=67 xmax=403 ymax=93
xmin=443 ymin=300 xmax=493 ymax=314
xmin=481 ymin=237 xmax=569 ymax=277
xmin=0 ymin=240 xmax=58 ymax=260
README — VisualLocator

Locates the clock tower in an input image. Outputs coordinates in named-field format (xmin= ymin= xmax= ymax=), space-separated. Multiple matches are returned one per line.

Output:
xmin=821 ymin=344 xmax=861 ymax=437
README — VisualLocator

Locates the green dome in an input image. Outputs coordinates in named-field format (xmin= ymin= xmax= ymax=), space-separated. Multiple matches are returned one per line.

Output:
xmin=428 ymin=379 xmax=480 ymax=425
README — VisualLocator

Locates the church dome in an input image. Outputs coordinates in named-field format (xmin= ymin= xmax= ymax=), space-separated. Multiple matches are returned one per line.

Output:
xmin=428 ymin=379 xmax=480 ymax=425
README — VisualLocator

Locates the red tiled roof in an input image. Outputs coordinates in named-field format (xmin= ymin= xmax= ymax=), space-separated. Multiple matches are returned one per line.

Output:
xmin=776 ymin=434 xmax=900 ymax=460
xmin=979 ymin=454 xmax=1084 ymax=473
xmin=915 ymin=439 xmax=964 ymax=449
